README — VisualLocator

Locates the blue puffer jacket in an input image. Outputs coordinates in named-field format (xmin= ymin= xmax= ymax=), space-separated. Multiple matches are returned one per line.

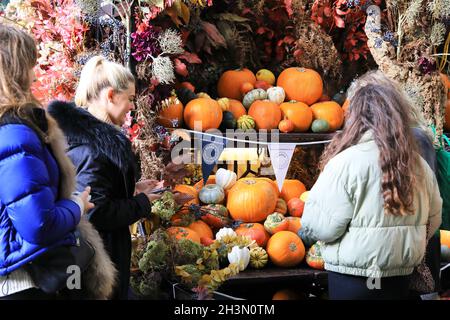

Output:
xmin=0 ymin=110 xmax=81 ymax=276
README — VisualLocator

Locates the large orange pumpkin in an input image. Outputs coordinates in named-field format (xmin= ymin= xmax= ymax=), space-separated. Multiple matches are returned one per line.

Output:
xmin=280 ymin=101 xmax=313 ymax=132
xmin=257 ymin=178 xmax=280 ymax=197
xmin=217 ymin=68 xmax=257 ymax=100
xmin=266 ymin=231 xmax=305 ymax=267
xmin=274 ymin=198 xmax=287 ymax=215
xmin=187 ymin=220 xmax=213 ymax=240
xmin=157 ymin=97 xmax=184 ymax=128
xmin=228 ymin=99 xmax=247 ymax=120
xmin=248 ymin=100 xmax=282 ymax=130
xmin=167 ymin=227 xmax=201 ymax=243
xmin=445 ymin=99 xmax=450 ymax=131
xmin=310 ymin=101 xmax=344 ymax=131
xmin=184 ymin=98 xmax=223 ymax=131
xmin=227 ymin=178 xmax=278 ymax=222
xmin=277 ymin=67 xmax=323 ymax=105
xmin=235 ymin=223 xmax=270 ymax=247
xmin=280 ymin=179 xmax=306 ymax=203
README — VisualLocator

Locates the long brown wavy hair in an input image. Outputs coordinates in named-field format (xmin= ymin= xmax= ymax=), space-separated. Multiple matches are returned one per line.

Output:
xmin=0 ymin=23 xmax=40 ymax=119
xmin=320 ymin=71 xmax=421 ymax=216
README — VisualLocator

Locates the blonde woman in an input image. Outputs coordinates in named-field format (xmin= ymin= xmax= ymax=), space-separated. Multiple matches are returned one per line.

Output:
xmin=48 ymin=56 xmax=163 ymax=300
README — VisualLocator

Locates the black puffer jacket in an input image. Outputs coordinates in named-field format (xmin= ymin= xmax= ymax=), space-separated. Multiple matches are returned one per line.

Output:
xmin=48 ymin=101 xmax=151 ymax=300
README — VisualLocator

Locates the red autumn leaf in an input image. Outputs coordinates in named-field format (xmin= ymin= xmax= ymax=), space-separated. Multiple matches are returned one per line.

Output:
xmin=201 ymin=21 xmax=227 ymax=48
xmin=257 ymin=26 xmax=266 ymax=35
xmin=324 ymin=6 xmax=332 ymax=17
xmin=178 ymin=51 xmax=202 ymax=64
xmin=174 ymin=58 xmax=188 ymax=77
xmin=283 ymin=35 xmax=296 ymax=44
xmin=334 ymin=15 xmax=345 ymax=28
xmin=284 ymin=0 xmax=294 ymax=16
xmin=293 ymin=49 xmax=304 ymax=59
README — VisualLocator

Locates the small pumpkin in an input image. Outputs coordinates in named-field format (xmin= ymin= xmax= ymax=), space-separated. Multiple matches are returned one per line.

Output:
xmin=254 ymin=80 xmax=272 ymax=90
xmin=217 ymin=68 xmax=257 ymax=100
xmin=237 ymin=115 xmax=256 ymax=131
xmin=176 ymin=87 xmax=197 ymax=106
xmin=256 ymin=69 xmax=276 ymax=85
xmin=280 ymin=100 xmax=313 ymax=132
xmin=277 ymin=67 xmax=323 ymax=105
xmin=199 ymin=184 xmax=225 ymax=204
xmin=184 ymin=98 xmax=223 ymax=131
xmin=311 ymin=119 xmax=330 ymax=133
xmin=285 ymin=216 xmax=302 ymax=234
xmin=188 ymin=220 xmax=214 ymax=240
xmin=266 ymin=231 xmax=305 ymax=267
xmin=310 ymin=101 xmax=344 ymax=132
xmin=240 ymin=82 xmax=255 ymax=96
xmin=157 ymin=96 xmax=184 ymax=128
xmin=306 ymin=241 xmax=325 ymax=270
xmin=242 ymin=88 xmax=268 ymax=109
xmin=167 ymin=226 xmax=201 ymax=244
xmin=332 ymin=90 xmax=346 ymax=106
xmin=264 ymin=212 xmax=289 ymax=235
xmin=228 ymin=99 xmax=247 ymax=119
xmin=215 ymin=168 xmax=237 ymax=190
xmin=248 ymin=100 xmax=282 ymax=130
xmin=235 ymin=223 xmax=270 ymax=247
xmin=267 ymin=86 xmax=286 ymax=105
xmin=197 ymin=92 xmax=211 ymax=99
xmin=249 ymin=247 xmax=269 ymax=269
xmin=228 ymin=246 xmax=250 ymax=271
xmin=217 ymin=97 xmax=230 ymax=111
xmin=288 ymin=198 xmax=304 ymax=218
xmin=274 ymin=198 xmax=287 ymax=215
xmin=280 ymin=179 xmax=306 ymax=203
xmin=216 ymin=227 xmax=236 ymax=241
xmin=278 ymin=119 xmax=294 ymax=133
xmin=220 ymin=111 xmax=237 ymax=131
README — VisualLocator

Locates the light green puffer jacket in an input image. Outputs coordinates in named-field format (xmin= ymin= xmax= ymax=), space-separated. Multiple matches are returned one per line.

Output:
xmin=301 ymin=131 xmax=442 ymax=278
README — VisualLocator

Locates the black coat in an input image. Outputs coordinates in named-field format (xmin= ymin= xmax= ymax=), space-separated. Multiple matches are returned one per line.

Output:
xmin=48 ymin=101 xmax=151 ymax=299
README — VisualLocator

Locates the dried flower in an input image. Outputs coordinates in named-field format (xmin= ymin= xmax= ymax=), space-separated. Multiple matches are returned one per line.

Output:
xmin=151 ymin=56 xmax=175 ymax=84
xmin=75 ymin=0 xmax=100 ymax=15
xmin=158 ymin=29 xmax=184 ymax=55
xmin=430 ymin=22 xmax=446 ymax=47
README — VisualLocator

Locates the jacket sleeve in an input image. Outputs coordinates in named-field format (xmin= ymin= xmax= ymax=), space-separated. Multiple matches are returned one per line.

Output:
xmin=300 ymin=160 xmax=354 ymax=244
xmin=0 ymin=125 xmax=81 ymax=245
xmin=427 ymin=173 xmax=442 ymax=238
xmin=69 ymin=146 xmax=151 ymax=232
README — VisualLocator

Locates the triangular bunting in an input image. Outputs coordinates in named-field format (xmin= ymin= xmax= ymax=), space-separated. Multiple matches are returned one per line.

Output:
xmin=267 ymin=143 xmax=296 ymax=192
xmin=201 ymin=134 xmax=227 ymax=184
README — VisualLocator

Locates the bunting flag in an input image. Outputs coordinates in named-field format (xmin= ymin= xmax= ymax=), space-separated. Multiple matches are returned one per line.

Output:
xmin=267 ymin=143 xmax=297 ymax=192
xmin=201 ymin=134 xmax=227 ymax=184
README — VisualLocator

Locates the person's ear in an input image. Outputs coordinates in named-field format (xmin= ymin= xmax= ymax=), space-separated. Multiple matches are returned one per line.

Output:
xmin=106 ymin=88 xmax=115 ymax=104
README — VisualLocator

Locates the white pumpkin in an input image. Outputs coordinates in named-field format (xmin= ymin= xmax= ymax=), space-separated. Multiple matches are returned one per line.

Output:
xmin=215 ymin=227 xmax=236 ymax=241
xmin=267 ymin=86 xmax=285 ymax=105
xmin=215 ymin=168 xmax=237 ymax=190
xmin=227 ymin=246 xmax=250 ymax=271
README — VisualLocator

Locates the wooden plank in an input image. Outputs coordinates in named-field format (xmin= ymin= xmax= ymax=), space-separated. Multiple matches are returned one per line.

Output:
xmin=227 ymin=267 xmax=327 ymax=283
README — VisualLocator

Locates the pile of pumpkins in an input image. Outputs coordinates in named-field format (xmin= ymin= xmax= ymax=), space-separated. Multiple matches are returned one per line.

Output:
xmin=166 ymin=168 xmax=324 ymax=271
xmin=157 ymin=67 xmax=345 ymax=133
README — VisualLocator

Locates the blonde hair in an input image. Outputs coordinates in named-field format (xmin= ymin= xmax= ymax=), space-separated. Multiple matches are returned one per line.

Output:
xmin=347 ymin=70 xmax=433 ymax=141
xmin=0 ymin=23 xmax=40 ymax=118
xmin=74 ymin=56 xmax=135 ymax=107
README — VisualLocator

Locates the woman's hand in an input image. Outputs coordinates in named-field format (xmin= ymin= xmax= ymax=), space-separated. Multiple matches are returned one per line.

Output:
xmin=79 ymin=186 xmax=95 ymax=214
xmin=135 ymin=179 xmax=164 ymax=195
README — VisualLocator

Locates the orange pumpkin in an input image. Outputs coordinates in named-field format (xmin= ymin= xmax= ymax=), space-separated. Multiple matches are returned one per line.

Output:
xmin=278 ymin=119 xmax=295 ymax=133
xmin=167 ymin=227 xmax=201 ymax=243
xmin=217 ymin=68 xmax=257 ymax=100
xmin=272 ymin=289 xmax=302 ymax=300
xmin=187 ymin=220 xmax=213 ymax=240
xmin=441 ymin=230 xmax=450 ymax=248
xmin=274 ymin=198 xmax=287 ymax=215
xmin=445 ymin=99 xmax=450 ymax=131
xmin=184 ymin=98 xmax=223 ymax=131
xmin=227 ymin=178 xmax=278 ymax=222
xmin=280 ymin=179 xmax=306 ymax=203
xmin=240 ymin=82 xmax=255 ymax=96
xmin=310 ymin=101 xmax=344 ymax=131
xmin=285 ymin=216 xmax=301 ymax=234
xmin=280 ymin=101 xmax=313 ymax=132
xmin=157 ymin=97 xmax=184 ymax=128
xmin=235 ymin=223 xmax=270 ymax=247
xmin=248 ymin=100 xmax=282 ymax=130
xmin=277 ymin=67 xmax=323 ymax=105
xmin=228 ymin=99 xmax=247 ymax=120
xmin=288 ymin=198 xmax=304 ymax=217
xmin=254 ymin=80 xmax=272 ymax=90
xmin=266 ymin=231 xmax=305 ymax=267
xmin=173 ymin=185 xmax=199 ymax=215
xmin=257 ymin=178 xmax=280 ymax=197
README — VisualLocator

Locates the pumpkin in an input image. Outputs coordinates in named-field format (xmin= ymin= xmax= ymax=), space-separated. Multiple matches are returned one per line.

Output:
xmin=199 ymin=184 xmax=225 ymax=204
xmin=254 ymin=80 xmax=272 ymax=90
xmin=310 ymin=101 xmax=344 ymax=132
xmin=184 ymin=98 xmax=223 ymax=131
xmin=332 ymin=90 xmax=346 ymax=106
xmin=280 ymin=101 xmax=313 ymax=132
xmin=257 ymin=178 xmax=280 ymax=197
xmin=280 ymin=179 xmax=306 ymax=203
xmin=445 ymin=99 xmax=450 ymax=131
xmin=235 ymin=223 xmax=270 ymax=247
xmin=167 ymin=226 xmax=201 ymax=244
xmin=272 ymin=289 xmax=302 ymax=300
xmin=285 ymin=216 xmax=301 ymax=234
xmin=193 ymin=176 xmax=216 ymax=192
xmin=278 ymin=119 xmax=295 ymax=133
xmin=267 ymin=86 xmax=286 ymax=105
xmin=188 ymin=220 xmax=213 ymax=240
xmin=242 ymin=88 xmax=268 ymax=109
xmin=175 ymin=87 xmax=197 ymax=107
xmin=277 ymin=67 xmax=323 ymax=105
xmin=173 ymin=185 xmax=199 ymax=204
xmin=248 ymin=100 xmax=282 ymax=130
xmin=240 ymin=82 xmax=255 ymax=96
xmin=157 ymin=96 xmax=184 ymax=128
xmin=217 ymin=68 xmax=257 ymax=100
xmin=266 ymin=231 xmax=305 ymax=267
xmin=288 ymin=198 xmax=304 ymax=217
xmin=306 ymin=241 xmax=325 ymax=270
xmin=256 ymin=69 xmax=276 ymax=85
xmin=228 ymin=99 xmax=247 ymax=119
xmin=228 ymin=246 xmax=250 ymax=271
xmin=441 ymin=230 xmax=450 ymax=248
xmin=274 ymin=198 xmax=287 ymax=215
xmin=249 ymin=247 xmax=269 ymax=269
xmin=215 ymin=168 xmax=237 ymax=190
xmin=237 ymin=115 xmax=256 ymax=131
xmin=311 ymin=119 xmax=330 ymax=133
xmin=264 ymin=213 xmax=289 ymax=234
xmin=227 ymin=178 xmax=278 ymax=222
xmin=219 ymin=111 xmax=237 ymax=131
xmin=216 ymin=227 xmax=236 ymax=240
xmin=197 ymin=92 xmax=211 ymax=99
xmin=217 ymin=97 xmax=230 ymax=111
xmin=198 ymin=204 xmax=231 ymax=229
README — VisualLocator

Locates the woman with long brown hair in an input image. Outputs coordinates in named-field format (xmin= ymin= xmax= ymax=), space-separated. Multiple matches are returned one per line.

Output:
xmin=300 ymin=71 xmax=442 ymax=300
